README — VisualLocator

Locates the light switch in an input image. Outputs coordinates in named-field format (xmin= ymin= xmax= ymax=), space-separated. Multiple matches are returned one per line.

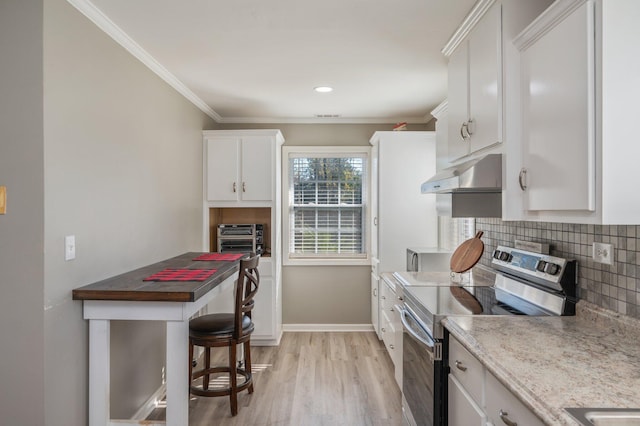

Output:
xmin=65 ymin=235 xmax=76 ymax=261
xmin=0 ymin=186 xmax=6 ymax=214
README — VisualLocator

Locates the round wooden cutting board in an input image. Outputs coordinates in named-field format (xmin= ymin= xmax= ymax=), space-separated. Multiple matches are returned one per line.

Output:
xmin=449 ymin=231 xmax=485 ymax=273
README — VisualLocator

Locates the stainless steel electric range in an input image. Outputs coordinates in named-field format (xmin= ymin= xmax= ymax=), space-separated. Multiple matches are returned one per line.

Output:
xmin=391 ymin=245 xmax=578 ymax=426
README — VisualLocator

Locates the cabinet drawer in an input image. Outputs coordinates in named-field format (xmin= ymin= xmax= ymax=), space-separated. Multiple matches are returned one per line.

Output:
xmin=449 ymin=337 xmax=484 ymax=405
xmin=485 ymin=372 xmax=544 ymax=426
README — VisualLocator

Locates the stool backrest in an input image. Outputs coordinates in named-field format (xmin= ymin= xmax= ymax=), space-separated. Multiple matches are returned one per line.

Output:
xmin=234 ymin=254 xmax=260 ymax=338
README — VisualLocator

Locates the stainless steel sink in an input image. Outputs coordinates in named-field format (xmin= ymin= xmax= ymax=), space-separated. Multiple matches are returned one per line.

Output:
xmin=565 ymin=408 xmax=640 ymax=426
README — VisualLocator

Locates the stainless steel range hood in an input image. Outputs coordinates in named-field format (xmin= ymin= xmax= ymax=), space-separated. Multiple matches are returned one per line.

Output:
xmin=422 ymin=154 xmax=502 ymax=218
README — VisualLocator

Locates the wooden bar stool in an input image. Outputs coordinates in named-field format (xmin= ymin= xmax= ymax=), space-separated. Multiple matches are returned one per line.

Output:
xmin=188 ymin=254 xmax=260 ymax=416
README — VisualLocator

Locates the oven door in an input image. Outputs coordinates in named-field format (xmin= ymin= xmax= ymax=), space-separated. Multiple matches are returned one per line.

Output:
xmin=401 ymin=305 xmax=443 ymax=426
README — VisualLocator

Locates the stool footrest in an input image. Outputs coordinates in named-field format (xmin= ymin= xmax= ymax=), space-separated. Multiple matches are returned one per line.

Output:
xmin=190 ymin=366 xmax=253 ymax=397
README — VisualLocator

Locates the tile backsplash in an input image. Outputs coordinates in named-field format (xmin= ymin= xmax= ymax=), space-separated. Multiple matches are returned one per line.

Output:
xmin=476 ymin=218 xmax=640 ymax=319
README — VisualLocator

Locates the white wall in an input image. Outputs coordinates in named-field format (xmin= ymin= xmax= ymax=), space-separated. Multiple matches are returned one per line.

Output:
xmin=0 ymin=1 xmax=46 ymax=425
xmin=1 ymin=0 xmax=217 ymax=424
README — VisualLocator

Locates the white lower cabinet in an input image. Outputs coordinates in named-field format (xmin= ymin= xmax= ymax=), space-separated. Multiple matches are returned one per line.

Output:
xmin=448 ymin=335 xmax=543 ymax=426
xmin=380 ymin=274 xmax=403 ymax=388
xmin=371 ymin=271 xmax=380 ymax=339
xmin=448 ymin=375 xmax=486 ymax=426
xmin=485 ymin=372 xmax=544 ymax=426
xmin=204 ymin=257 xmax=277 ymax=343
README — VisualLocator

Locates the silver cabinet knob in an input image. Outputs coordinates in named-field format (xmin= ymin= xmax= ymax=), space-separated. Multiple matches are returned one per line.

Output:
xmin=499 ymin=409 xmax=517 ymax=426
xmin=455 ymin=360 xmax=467 ymax=372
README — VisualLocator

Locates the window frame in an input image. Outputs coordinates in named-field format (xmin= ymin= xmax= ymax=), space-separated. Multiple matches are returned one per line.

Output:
xmin=282 ymin=146 xmax=371 ymax=266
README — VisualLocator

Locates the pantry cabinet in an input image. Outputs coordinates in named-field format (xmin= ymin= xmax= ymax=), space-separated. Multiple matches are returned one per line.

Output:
xmin=202 ymin=129 xmax=284 ymax=345
xmin=446 ymin=2 xmax=502 ymax=163
xmin=511 ymin=0 xmax=640 ymax=224
xmin=448 ymin=335 xmax=543 ymax=426
xmin=204 ymin=130 xmax=283 ymax=204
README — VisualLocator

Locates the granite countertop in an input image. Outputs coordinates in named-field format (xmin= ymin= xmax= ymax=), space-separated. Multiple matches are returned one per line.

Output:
xmin=443 ymin=302 xmax=640 ymax=425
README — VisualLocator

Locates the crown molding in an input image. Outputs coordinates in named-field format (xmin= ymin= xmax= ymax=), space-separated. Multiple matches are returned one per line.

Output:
xmin=513 ymin=0 xmax=588 ymax=51
xmin=441 ymin=0 xmax=497 ymax=57
xmin=430 ymin=99 xmax=449 ymax=119
xmin=217 ymin=116 xmax=430 ymax=124
xmin=66 ymin=0 xmax=221 ymax=122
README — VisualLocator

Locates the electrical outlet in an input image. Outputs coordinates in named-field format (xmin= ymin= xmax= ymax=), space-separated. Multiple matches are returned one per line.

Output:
xmin=65 ymin=235 xmax=76 ymax=261
xmin=592 ymin=242 xmax=613 ymax=265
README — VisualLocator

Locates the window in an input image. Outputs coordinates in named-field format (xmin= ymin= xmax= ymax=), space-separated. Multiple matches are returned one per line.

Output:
xmin=283 ymin=147 xmax=369 ymax=265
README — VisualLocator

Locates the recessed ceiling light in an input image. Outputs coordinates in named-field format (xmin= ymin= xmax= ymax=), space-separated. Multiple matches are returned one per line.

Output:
xmin=314 ymin=86 xmax=333 ymax=93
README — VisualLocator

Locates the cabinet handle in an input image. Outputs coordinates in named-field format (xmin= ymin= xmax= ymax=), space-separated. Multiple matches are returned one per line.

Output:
xmin=518 ymin=168 xmax=527 ymax=191
xmin=455 ymin=360 xmax=467 ymax=372
xmin=398 ymin=296 xmax=404 ymax=301
xmin=233 ymin=182 xmax=237 ymax=193
xmin=389 ymin=344 xmax=395 ymax=350
xmin=390 ymin=306 xmax=394 ymax=312
xmin=381 ymin=327 xmax=386 ymax=333
xmin=373 ymin=217 xmax=378 ymax=226
xmin=373 ymin=288 xmax=378 ymax=297
xmin=499 ymin=409 xmax=517 ymax=426
xmin=242 ymin=182 xmax=246 ymax=192
xmin=465 ymin=119 xmax=474 ymax=137
xmin=381 ymin=295 xmax=386 ymax=300
xmin=459 ymin=123 xmax=468 ymax=141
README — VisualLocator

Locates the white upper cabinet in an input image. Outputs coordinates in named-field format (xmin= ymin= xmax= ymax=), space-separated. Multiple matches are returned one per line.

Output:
xmin=513 ymin=0 xmax=640 ymax=224
xmin=204 ymin=130 xmax=284 ymax=205
xmin=446 ymin=2 xmax=502 ymax=163
xmin=518 ymin=0 xmax=595 ymax=212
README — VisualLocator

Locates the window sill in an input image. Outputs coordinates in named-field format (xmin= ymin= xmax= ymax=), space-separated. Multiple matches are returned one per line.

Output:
xmin=283 ymin=257 xmax=371 ymax=267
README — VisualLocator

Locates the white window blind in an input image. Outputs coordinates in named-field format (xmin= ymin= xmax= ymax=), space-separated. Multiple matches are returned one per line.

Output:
xmin=288 ymin=154 xmax=367 ymax=258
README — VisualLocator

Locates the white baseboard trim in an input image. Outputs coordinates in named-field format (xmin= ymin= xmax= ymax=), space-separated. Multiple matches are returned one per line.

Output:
xmin=130 ymin=383 xmax=166 ymax=421
xmin=282 ymin=324 xmax=374 ymax=332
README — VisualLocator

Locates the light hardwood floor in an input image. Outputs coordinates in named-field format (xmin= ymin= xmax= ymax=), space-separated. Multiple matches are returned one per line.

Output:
xmin=149 ymin=332 xmax=402 ymax=426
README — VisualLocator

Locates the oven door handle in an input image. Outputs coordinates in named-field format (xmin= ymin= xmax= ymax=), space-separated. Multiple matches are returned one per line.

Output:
xmin=400 ymin=308 xmax=435 ymax=350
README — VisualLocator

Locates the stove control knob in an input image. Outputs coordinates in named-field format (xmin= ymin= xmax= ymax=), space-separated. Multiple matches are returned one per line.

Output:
xmin=535 ymin=260 xmax=547 ymax=272
xmin=499 ymin=251 xmax=512 ymax=262
xmin=493 ymin=250 xmax=502 ymax=259
xmin=544 ymin=262 xmax=560 ymax=275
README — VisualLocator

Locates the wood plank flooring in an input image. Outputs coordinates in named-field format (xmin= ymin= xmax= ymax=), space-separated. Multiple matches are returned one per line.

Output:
xmin=149 ymin=332 xmax=402 ymax=426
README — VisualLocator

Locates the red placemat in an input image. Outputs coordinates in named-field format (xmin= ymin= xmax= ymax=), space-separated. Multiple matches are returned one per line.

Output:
xmin=143 ymin=268 xmax=217 ymax=282
xmin=193 ymin=253 xmax=245 ymax=262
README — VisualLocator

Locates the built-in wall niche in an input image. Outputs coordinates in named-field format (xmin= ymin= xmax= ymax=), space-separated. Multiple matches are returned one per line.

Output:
xmin=208 ymin=207 xmax=272 ymax=256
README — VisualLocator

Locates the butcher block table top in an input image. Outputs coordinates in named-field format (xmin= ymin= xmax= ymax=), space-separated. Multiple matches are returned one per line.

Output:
xmin=72 ymin=252 xmax=245 ymax=303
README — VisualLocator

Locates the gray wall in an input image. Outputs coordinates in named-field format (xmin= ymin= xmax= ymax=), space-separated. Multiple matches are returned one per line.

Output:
xmin=0 ymin=0 xmax=216 ymax=424
xmin=219 ymin=122 xmax=434 ymax=324
xmin=0 ymin=1 xmax=46 ymax=425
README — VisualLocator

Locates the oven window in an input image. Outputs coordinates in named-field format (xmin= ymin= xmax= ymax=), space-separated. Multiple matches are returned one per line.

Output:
xmin=403 ymin=322 xmax=435 ymax=426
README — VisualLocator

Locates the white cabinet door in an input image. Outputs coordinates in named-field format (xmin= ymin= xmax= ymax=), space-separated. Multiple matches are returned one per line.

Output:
xmin=468 ymin=3 xmax=502 ymax=154
xmin=371 ymin=132 xmax=438 ymax=273
xmin=252 ymin=275 xmax=274 ymax=338
xmin=485 ymin=372 xmax=544 ymax=426
xmin=520 ymin=0 xmax=595 ymax=212
xmin=207 ymin=138 xmax=239 ymax=201
xmin=448 ymin=375 xmax=486 ymax=426
xmin=370 ymin=144 xmax=379 ymax=261
xmin=446 ymin=4 xmax=502 ymax=163
xmin=371 ymin=272 xmax=380 ymax=339
xmin=206 ymin=135 xmax=274 ymax=203
xmin=241 ymin=136 xmax=273 ymax=201
xmin=447 ymin=42 xmax=470 ymax=162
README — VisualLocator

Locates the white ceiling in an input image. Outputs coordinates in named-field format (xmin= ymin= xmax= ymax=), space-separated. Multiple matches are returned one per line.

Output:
xmin=72 ymin=0 xmax=477 ymax=123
